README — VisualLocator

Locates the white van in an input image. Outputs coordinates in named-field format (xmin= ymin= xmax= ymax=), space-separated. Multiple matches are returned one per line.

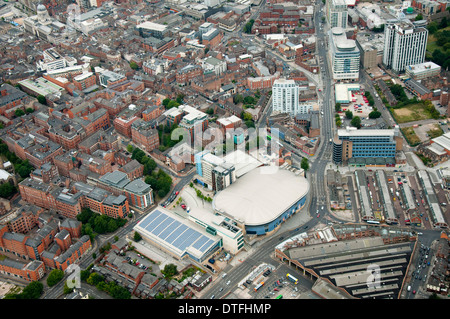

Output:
xmin=407 ymin=286 xmax=411 ymax=292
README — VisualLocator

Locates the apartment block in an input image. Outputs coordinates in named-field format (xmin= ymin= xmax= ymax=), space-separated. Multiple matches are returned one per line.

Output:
xmin=383 ymin=19 xmax=428 ymax=73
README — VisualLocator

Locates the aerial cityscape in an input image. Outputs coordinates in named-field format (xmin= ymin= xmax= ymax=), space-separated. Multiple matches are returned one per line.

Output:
xmin=0 ymin=0 xmax=449 ymax=305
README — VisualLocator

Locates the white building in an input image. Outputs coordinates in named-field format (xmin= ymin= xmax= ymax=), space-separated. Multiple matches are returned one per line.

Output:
xmin=201 ymin=57 xmax=227 ymax=76
xmin=327 ymin=0 xmax=348 ymax=29
xmin=36 ymin=48 xmax=77 ymax=72
xmin=405 ymin=61 xmax=441 ymax=80
xmin=383 ymin=19 xmax=428 ymax=73
xmin=329 ymin=27 xmax=360 ymax=81
xmin=272 ymin=79 xmax=303 ymax=116
xmin=23 ymin=4 xmax=76 ymax=44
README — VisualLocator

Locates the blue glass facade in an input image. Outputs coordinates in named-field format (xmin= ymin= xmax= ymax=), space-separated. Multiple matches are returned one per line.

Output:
xmin=245 ymin=195 xmax=307 ymax=235
xmin=341 ymin=135 xmax=396 ymax=158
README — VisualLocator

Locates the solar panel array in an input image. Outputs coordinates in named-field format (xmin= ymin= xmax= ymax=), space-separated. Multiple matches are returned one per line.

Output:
xmin=137 ymin=209 xmax=217 ymax=254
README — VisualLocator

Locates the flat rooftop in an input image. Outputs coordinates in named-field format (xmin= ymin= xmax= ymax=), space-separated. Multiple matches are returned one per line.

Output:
xmin=213 ymin=166 xmax=309 ymax=226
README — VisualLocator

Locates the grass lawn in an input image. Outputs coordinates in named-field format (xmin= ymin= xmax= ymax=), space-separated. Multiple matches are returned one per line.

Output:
xmin=427 ymin=25 xmax=450 ymax=54
xmin=427 ymin=124 xmax=444 ymax=139
xmin=391 ymin=103 xmax=435 ymax=124
xmin=401 ymin=127 xmax=421 ymax=146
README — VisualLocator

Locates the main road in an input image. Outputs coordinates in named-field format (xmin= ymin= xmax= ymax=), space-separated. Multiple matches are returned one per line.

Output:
xmin=203 ymin=1 xmax=349 ymax=300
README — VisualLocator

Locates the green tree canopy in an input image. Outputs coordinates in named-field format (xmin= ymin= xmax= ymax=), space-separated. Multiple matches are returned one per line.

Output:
xmin=37 ymin=95 xmax=47 ymax=105
xmin=47 ymin=269 xmax=65 ymax=287
xmin=0 ymin=183 xmax=15 ymax=199
xmin=162 ymin=263 xmax=178 ymax=278
xmin=345 ymin=110 xmax=353 ymax=119
xmin=351 ymin=116 xmax=361 ymax=129
xmin=301 ymin=157 xmax=309 ymax=171
xmin=130 ymin=61 xmax=139 ymax=70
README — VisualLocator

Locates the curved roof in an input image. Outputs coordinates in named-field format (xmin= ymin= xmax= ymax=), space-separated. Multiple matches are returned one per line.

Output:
xmin=336 ymin=39 xmax=356 ymax=50
xmin=213 ymin=166 xmax=309 ymax=226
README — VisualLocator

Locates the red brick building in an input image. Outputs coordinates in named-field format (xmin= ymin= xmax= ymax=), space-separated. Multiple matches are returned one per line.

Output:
xmin=176 ymin=65 xmax=203 ymax=85
xmin=0 ymin=83 xmax=28 ymax=118
xmin=0 ymin=259 xmax=45 ymax=282
xmin=114 ymin=116 xmax=140 ymax=138
xmin=131 ymin=119 xmax=160 ymax=153
xmin=119 ymin=159 xmax=144 ymax=181
xmin=73 ymin=72 xmax=97 ymax=91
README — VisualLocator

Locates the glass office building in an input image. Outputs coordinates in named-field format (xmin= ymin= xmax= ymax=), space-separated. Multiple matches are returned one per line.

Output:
xmin=333 ymin=126 xmax=400 ymax=164
xmin=329 ymin=27 xmax=360 ymax=81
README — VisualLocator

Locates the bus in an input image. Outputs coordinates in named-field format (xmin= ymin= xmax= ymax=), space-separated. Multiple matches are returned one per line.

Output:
xmin=254 ymin=281 xmax=265 ymax=292
xmin=286 ymin=273 xmax=298 ymax=284
xmin=276 ymin=295 xmax=283 ymax=299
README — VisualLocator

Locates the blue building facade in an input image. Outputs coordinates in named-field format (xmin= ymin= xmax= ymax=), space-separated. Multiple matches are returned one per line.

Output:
xmin=245 ymin=195 xmax=307 ymax=236
xmin=341 ymin=135 xmax=397 ymax=158
xmin=333 ymin=127 xmax=399 ymax=164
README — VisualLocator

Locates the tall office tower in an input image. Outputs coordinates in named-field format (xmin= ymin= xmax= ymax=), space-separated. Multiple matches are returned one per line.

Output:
xmin=332 ymin=126 xmax=402 ymax=165
xmin=383 ymin=19 xmax=428 ymax=73
xmin=327 ymin=0 xmax=348 ymax=29
xmin=272 ymin=79 xmax=304 ymax=116
xmin=329 ymin=27 xmax=360 ymax=81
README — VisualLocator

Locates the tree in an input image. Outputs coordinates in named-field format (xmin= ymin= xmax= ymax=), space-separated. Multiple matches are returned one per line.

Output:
xmin=162 ymin=98 xmax=171 ymax=107
xmin=87 ymin=272 xmax=105 ymax=286
xmin=233 ymin=94 xmax=244 ymax=104
xmin=37 ymin=95 xmax=47 ymax=105
xmin=133 ymin=231 xmax=142 ymax=242
xmin=176 ymin=94 xmax=185 ymax=104
xmin=126 ymin=144 xmax=133 ymax=153
xmin=369 ymin=110 xmax=381 ymax=119
xmin=143 ymin=159 xmax=157 ymax=175
xmin=427 ymin=21 xmax=438 ymax=34
xmin=15 ymin=109 xmax=25 ymax=117
xmin=301 ymin=157 xmax=309 ymax=171
xmin=162 ymin=263 xmax=178 ymax=277
xmin=0 ymin=183 xmax=15 ymax=198
xmin=243 ymin=96 xmax=255 ymax=105
xmin=243 ymin=19 xmax=254 ymax=34
xmin=241 ymin=111 xmax=253 ymax=121
xmin=167 ymin=100 xmax=180 ymax=109
xmin=415 ymin=13 xmax=423 ymax=21
xmin=439 ymin=17 xmax=447 ymax=29
xmin=345 ymin=110 xmax=353 ymax=119
xmin=335 ymin=102 xmax=341 ymax=112
xmin=5 ymin=281 xmax=44 ymax=299
xmin=129 ymin=61 xmax=138 ymax=70
xmin=47 ymin=269 xmax=65 ymax=287
xmin=25 ymin=108 xmax=34 ymax=114
xmin=351 ymin=116 xmax=361 ymax=129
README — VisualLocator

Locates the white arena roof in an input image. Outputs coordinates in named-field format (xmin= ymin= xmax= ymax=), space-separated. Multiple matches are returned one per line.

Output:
xmin=213 ymin=166 xmax=309 ymax=226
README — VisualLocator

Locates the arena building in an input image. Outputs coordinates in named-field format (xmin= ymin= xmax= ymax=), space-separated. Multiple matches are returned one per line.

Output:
xmin=212 ymin=165 xmax=309 ymax=236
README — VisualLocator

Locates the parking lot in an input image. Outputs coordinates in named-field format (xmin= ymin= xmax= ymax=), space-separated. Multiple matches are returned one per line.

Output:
xmin=341 ymin=90 xmax=374 ymax=120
